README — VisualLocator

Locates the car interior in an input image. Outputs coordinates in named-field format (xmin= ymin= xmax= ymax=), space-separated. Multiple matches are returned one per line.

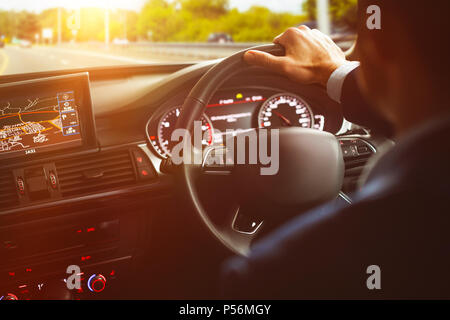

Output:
xmin=0 ymin=37 xmax=396 ymax=300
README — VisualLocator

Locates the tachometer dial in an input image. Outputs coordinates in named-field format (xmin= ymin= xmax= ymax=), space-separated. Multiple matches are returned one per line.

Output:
xmin=258 ymin=93 xmax=314 ymax=129
xmin=149 ymin=106 xmax=213 ymax=158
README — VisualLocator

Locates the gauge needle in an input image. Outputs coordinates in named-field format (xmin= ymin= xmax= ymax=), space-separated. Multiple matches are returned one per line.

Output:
xmin=273 ymin=111 xmax=292 ymax=126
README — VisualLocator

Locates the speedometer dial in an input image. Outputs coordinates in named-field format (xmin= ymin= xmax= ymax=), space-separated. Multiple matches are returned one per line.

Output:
xmin=149 ymin=106 xmax=213 ymax=158
xmin=258 ymin=93 xmax=314 ymax=129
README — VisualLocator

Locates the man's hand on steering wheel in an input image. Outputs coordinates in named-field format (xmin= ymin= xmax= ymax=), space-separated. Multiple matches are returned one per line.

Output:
xmin=177 ymin=40 xmax=345 ymax=256
xmin=244 ymin=25 xmax=348 ymax=88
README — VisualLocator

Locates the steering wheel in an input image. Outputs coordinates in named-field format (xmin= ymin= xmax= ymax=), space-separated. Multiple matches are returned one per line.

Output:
xmin=176 ymin=44 xmax=344 ymax=256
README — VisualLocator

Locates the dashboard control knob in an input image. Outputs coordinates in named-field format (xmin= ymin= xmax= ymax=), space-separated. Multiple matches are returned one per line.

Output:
xmin=87 ymin=274 xmax=106 ymax=293
xmin=2 ymin=293 xmax=18 ymax=300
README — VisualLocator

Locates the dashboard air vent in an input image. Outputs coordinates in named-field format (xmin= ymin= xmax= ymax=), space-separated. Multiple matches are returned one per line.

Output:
xmin=0 ymin=170 xmax=20 ymax=210
xmin=340 ymin=139 xmax=376 ymax=194
xmin=55 ymin=149 xmax=137 ymax=198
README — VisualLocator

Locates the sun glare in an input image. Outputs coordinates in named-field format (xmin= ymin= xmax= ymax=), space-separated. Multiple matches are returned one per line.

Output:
xmin=49 ymin=0 xmax=142 ymax=10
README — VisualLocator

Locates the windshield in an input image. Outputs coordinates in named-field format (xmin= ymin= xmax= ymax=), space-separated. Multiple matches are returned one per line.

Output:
xmin=0 ymin=0 xmax=357 ymax=75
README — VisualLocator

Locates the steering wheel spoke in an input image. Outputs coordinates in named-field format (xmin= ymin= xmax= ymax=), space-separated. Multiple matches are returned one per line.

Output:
xmin=201 ymin=145 xmax=234 ymax=175
xmin=219 ymin=206 xmax=263 ymax=255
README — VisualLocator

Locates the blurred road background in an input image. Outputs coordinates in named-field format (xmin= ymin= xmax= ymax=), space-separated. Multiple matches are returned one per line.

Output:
xmin=0 ymin=45 xmax=174 ymax=75
xmin=0 ymin=35 xmax=355 ymax=75
xmin=0 ymin=46 xmax=150 ymax=75
xmin=0 ymin=0 xmax=357 ymax=75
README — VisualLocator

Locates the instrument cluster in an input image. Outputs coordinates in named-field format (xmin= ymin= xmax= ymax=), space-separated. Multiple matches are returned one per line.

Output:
xmin=146 ymin=88 xmax=342 ymax=158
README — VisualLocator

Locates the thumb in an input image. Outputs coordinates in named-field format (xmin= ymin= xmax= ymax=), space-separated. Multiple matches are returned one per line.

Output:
xmin=244 ymin=50 xmax=285 ymax=71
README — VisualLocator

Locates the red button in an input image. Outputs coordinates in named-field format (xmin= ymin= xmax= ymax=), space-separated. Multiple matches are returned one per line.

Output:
xmin=49 ymin=172 xmax=58 ymax=189
xmin=137 ymin=166 xmax=154 ymax=180
xmin=16 ymin=178 xmax=25 ymax=194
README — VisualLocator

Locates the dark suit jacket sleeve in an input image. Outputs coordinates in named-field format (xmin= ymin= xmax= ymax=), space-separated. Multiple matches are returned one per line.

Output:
xmin=219 ymin=200 xmax=374 ymax=299
xmin=220 ymin=69 xmax=400 ymax=299
xmin=341 ymin=68 xmax=394 ymax=137
xmin=219 ymin=191 xmax=434 ymax=299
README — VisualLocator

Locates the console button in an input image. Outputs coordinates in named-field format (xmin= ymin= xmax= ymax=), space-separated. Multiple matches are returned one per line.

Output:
xmin=16 ymin=177 xmax=25 ymax=195
xmin=49 ymin=171 xmax=58 ymax=189
xmin=137 ymin=166 xmax=155 ymax=180
xmin=87 ymin=274 xmax=106 ymax=293
xmin=132 ymin=150 xmax=151 ymax=168
xmin=357 ymin=145 xmax=369 ymax=154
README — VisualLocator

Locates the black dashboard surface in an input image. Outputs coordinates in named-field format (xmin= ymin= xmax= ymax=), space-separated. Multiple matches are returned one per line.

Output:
xmin=95 ymin=69 xmax=345 ymax=153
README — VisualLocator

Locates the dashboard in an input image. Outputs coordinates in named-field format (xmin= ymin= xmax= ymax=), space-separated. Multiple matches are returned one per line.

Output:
xmin=146 ymin=87 xmax=344 ymax=158
xmin=0 ymin=61 xmax=385 ymax=300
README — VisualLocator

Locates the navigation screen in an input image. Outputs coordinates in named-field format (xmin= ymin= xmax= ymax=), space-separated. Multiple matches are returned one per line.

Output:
xmin=0 ymin=90 xmax=82 ymax=157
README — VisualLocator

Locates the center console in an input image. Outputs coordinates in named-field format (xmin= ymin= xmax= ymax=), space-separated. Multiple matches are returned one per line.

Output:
xmin=0 ymin=74 xmax=159 ymax=300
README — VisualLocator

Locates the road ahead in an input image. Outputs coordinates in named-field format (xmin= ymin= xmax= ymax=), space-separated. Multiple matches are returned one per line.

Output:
xmin=0 ymin=45 xmax=171 ymax=76
xmin=0 ymin=38 xmax=355 ymax=76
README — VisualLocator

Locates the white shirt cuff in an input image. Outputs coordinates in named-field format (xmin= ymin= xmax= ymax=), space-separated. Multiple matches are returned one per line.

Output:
xmin=326 ymin=61 xmax=360 ymax=103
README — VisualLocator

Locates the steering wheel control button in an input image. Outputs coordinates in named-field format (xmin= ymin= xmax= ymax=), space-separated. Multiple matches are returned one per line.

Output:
xmin=342 ymin=145 xmax=358 ymax=158
xmin=357 ymin=145 xmax=369 ymax=154
xmin=339 ymin=139 xmax=375 ymax=158
xmin=87 ymin=274 xmax=106 ymax=293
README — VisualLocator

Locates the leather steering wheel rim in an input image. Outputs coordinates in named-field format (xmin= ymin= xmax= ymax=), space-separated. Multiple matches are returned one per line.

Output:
xmin=177 ymin=44 xmax=286 ymax=256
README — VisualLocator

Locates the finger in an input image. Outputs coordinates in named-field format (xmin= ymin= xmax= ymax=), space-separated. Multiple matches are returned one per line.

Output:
xmin=275 ymin=27 xmax=302 ymax=42
xmin=297 ymin=24 xmax=311 ymax=31
xmin=274 ymin=27 xmax=311 ymax=48
xmin=274 ymin=28 xmax=300 ymax=47
xmin=244 ymin=50 xmax=285 ymax=71
xmin=311 ymin=28 xmax=326 ymax=39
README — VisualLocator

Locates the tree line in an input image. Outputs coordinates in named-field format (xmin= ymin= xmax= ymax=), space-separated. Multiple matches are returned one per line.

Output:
xmin=0 ymin=0 xmax=356 ymax=43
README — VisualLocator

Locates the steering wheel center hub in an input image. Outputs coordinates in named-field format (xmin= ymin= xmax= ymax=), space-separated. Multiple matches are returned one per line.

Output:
xmin=233 ymin=127 xmax=344 ymax=209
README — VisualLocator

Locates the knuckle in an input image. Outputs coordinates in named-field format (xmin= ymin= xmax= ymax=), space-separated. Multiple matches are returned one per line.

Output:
xmin=280 ymin=61 xmax=290 ymax=74
xmin=296 ymin=29 xmax=306 ymax=39
xmin=298 ymin=24 xmax=309 ymax=31
xmin=285 ymin=27 xmax=298 ymax=36
xmin=325 ymin=35 xmax=335 ymax=43
xmin=263 ymin=55 xmax=273 ymax=68
xmin=287 ymin=27 xmax=297 ymax=33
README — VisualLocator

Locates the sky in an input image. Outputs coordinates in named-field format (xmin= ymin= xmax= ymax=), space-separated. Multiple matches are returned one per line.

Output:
xmin=0 ymin=0 xmax=304 ymax=14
